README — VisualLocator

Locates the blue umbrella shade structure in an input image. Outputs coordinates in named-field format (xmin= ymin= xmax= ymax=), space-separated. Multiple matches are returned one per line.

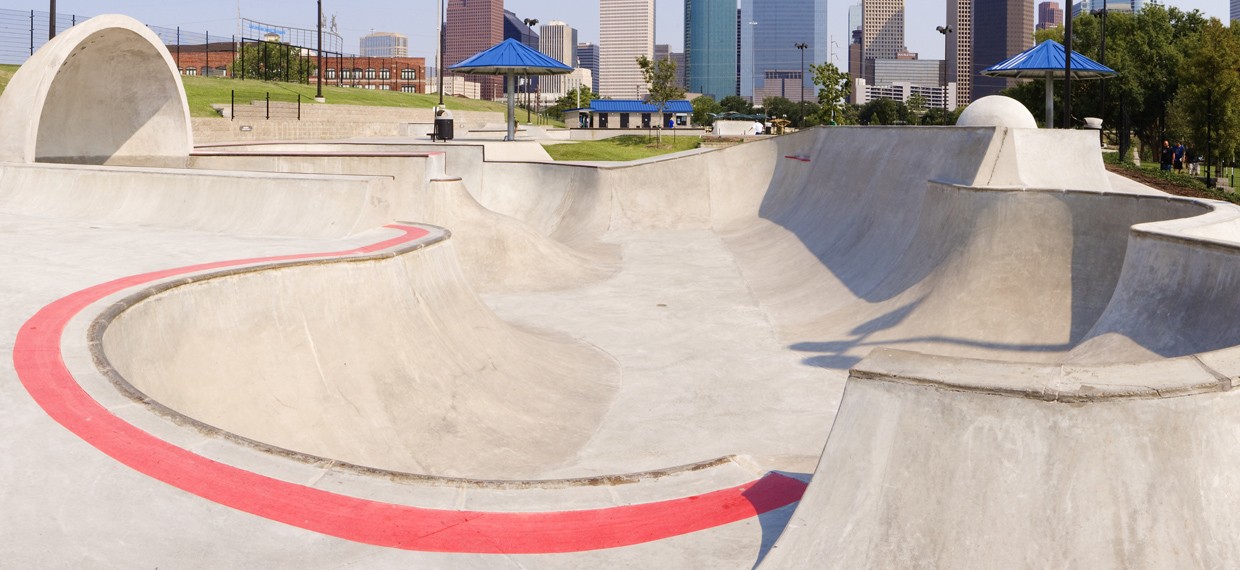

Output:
xmin=450 ymin=38 xmax=573 ymax=141
xmin=982 ymin=39 xmax=1117 ymax=127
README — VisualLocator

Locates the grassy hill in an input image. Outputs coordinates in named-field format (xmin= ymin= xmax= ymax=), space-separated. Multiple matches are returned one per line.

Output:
xmin=183 ymin=74 xmax=509 ymax=118
xmin=0 ymin=64 xmax=508 ymax=118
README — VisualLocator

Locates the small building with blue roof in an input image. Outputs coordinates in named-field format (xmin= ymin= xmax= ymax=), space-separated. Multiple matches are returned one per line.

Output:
xmin=563 ymin=99 xmax=694 ymax=129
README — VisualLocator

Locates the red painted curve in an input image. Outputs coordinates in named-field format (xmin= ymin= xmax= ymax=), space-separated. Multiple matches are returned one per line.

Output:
xmin=11 ymin=224 xmax=807 ymax=554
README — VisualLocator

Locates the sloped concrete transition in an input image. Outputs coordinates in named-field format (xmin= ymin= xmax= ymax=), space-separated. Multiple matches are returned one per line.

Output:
xmin=4 ymin=14 xmax=1240 ymax=570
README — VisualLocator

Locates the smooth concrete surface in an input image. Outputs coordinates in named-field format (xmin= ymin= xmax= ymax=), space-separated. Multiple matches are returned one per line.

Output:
xmin=8 ymin=22 xmax=1240 ymax=567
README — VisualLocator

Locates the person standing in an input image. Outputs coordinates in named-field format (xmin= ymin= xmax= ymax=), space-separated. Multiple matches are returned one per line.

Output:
xmin=1160 ymin=140 xmax=1174 ymax=171
xmin=1174 ymin=142 xmax=1186 ymax=172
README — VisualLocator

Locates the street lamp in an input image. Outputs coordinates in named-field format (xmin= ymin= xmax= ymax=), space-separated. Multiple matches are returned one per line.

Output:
xmin=795 ymin=42 xmax=808 ymax=104
xmin=315 ymin=0 xmax=323 ymax=101
xmin=523 ymin=18 xmax=538 ymax=122
xmin=1091 ymin=8 xmax=1109 ymax=148
xmin=795 ymin=42 xmax=808 ymax=128
xmin=49 ymin=0 xmax=56 ymax=40
xmin=1064 ymin=7 xmax=1074 ymax=128
xmin=437 ymin=0 xmax=445 ymax=105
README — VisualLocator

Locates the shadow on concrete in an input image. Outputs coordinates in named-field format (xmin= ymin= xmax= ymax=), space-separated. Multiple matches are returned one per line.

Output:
xmin=748 ymin=471 xmax=811 ymax=569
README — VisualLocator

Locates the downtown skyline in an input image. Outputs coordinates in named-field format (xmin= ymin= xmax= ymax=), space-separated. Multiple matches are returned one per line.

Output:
xmin=22 ymin=1 xmax=1232 ymax=67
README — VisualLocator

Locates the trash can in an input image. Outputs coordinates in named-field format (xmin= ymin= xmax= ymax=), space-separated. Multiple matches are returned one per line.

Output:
xmin=434 ymin=118 xmax=454 ymax=141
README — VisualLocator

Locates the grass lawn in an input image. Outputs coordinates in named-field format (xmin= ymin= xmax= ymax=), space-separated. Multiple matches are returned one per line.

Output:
xmin=0 ymin=64 xmax=524 ymax=122
xmin=542 ymin=135 xmax=702 ymax=162
xmin=0 ymin=64 xmax=17 ymax=94
xmin=181 ymin=74 xmax=509 ymax=118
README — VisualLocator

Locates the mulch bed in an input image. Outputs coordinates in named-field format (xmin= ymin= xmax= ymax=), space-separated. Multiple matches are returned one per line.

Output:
xmin=1104 ymin=163 xmax=1224 ymax=201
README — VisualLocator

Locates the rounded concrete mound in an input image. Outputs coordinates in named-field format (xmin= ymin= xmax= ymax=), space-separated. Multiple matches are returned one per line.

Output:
xmin=0 ymin=14 xmax=192 ymax=166
xmin=956 ymin=95 xmax=1038 ymax=129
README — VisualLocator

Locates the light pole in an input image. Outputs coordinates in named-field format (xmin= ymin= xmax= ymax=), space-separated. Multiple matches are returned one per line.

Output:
xmin=795 ymin=42 xmax=808 ymax=127
xmin=1064 ymin=7 xmax=1074 ymax=128
xmin=523 ymin=18 xmax=538 ymax=123
xmin=437 ymin=0 xmax=445 ymax=105
xmin=315 ymin=0 xmax=323 ymax=101
xmin=49 ymin=0 xmax=56 ymax=40
xmin=937 ymin=26 xmax=953 ymax=112
xmin=1091 ymin=8 xmax=1108 ymax=146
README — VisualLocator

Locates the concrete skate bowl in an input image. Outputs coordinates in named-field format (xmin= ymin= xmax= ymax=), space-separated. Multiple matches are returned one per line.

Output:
xmin=88 ymin=123 xmax=1240 ymax=497
xmin=0 ymin=14 xmax=191 ymax=166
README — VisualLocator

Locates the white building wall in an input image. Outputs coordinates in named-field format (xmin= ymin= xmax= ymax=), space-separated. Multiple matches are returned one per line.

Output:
xmin=538 ymin=21 xmax=578 ymax=96
xmin=600 ymin=0 xmax=655 ymax=98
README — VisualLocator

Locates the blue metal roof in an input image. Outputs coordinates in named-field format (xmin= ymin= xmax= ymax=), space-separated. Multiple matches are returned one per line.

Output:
xmin=449 ymin=38 xmax=572 ymax=75
xmin=982 ymin=40 xmax=1116 ymax=80
xmin=590 ymin=100 xmax=694 ymax=113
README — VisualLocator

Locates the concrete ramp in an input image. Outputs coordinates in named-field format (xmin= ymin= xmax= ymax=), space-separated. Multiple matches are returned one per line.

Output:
xmin=759 ymin=348 xmax=1240 ymax=568
xmin=101 ymin=233 xmax=621 ymax=479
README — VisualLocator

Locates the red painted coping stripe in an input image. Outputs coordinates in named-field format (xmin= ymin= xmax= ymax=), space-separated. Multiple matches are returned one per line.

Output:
xmin=12 ymin=223 xmax=807 ymax=553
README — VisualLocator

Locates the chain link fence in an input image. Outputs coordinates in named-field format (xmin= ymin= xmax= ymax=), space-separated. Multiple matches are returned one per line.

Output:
xmin=1 ymin=8 xmax=431 ymax=105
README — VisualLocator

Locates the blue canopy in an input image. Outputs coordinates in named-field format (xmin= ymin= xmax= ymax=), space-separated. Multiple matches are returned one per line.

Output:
xmin=981 ymin=39 xmax=1116 ymax=128
xmin=449 ymin=38 xmax=572 ymax=76
xmin=448 ymin=38 xmax=573 ymax=142
xmin=982 ymin=39 xmax=1116 ymax=80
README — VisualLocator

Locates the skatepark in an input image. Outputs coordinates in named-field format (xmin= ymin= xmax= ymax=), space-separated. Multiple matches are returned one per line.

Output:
xmin=4 ymin=15 xmax=1240 ymax=568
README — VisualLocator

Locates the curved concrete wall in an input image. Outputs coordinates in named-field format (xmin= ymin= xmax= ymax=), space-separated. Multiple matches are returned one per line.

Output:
xmin=0 ymin=14 xmax=191 ymax=166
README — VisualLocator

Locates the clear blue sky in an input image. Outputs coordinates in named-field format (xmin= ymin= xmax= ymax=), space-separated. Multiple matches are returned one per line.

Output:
xmin=50 ymin=1 xmax=1229 ymax=64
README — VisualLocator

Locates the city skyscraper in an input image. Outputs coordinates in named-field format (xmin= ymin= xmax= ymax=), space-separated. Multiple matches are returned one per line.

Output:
xmin=945 ymin=0 xmax=971 ymax=108
xmin=848 ymin=3 xmax=863 ymax=101
xmin=503 ymin=10 xmax=538 ymax=50
xmin=360 ymin=32 xmax=408 ymax=57
xmin=862 ymin=0 xmax=904 ymax=84
xmin=1234 ymin=0 xmax=1240 ymax=22
xmin=972 ymin=0 xmax=1034 ymax=100
xmin=655 ymin=44 xmax=687 ymax=89
xmin=599 ymin=0 xmax=655 ymax=98
xmin=685 ymin=0 xmax=738 ymax=99
xmin=578 ymin=42 xmax=600 ymax=93
xmin=445 ymin=0 xmax=503 ymax=99
xmin=1037 ymin=2 xmax=1063 ymax=30
xmin=739 ymin=0 xmax=828 ymax=101
xmin=538 ymin=21 xmax=577 ymax=96
xmin=1072 ymin=0 xmax=1146 ymax=17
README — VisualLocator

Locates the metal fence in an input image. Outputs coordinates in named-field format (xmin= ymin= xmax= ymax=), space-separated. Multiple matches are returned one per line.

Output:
xmin=0 ymin=8 xmax=86 ymax=64
xmin=2 ymin=8 xmax=429 ymax=93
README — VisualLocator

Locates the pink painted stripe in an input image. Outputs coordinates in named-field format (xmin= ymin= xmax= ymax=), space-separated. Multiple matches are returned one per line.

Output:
xmin=11 ymin=224 xmax=806 ymax=554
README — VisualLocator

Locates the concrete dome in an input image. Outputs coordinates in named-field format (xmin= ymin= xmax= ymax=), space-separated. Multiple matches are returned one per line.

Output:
xmin=956 ymin=96 xmax=1038 ymax=129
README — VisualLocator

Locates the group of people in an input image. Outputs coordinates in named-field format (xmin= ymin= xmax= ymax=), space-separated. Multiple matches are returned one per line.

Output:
xmin=1161 ymin=140 xmax=1201 ymax=175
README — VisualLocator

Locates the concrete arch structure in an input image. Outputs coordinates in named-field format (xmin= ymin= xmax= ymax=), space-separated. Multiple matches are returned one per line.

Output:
xmin=0 ymin=14 xmax=192 ymax=166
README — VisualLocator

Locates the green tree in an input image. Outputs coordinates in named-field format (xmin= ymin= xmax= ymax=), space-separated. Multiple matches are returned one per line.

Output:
xmin=546 ymin=85 xmax=597 ymax=118
xmin=858 ymin=98 xmax=902 ymax=125
xmin=905 ymin=94 xmax=928 ymax=125
xmin=692 ymin=95 xmax=722 ymax=126
xmin=637 ymin=54 xmax=686 ymax=146
xmin=1170 ymin=18 xmax=1240 ymax=177
xmin=763 ymin=96 xmax=821 ymax=128
xmin=1102 ymin=6 xmax=1206 ymax=159
xmin=922 ymin=106 xmax=962 ymax=126
xmin=719 ymin=95 xmax=754 ymax=115
xmin=810 ymin=62 xmax=851 ymax=125
xmin=229 ymin=41 xmax=316 ymax=83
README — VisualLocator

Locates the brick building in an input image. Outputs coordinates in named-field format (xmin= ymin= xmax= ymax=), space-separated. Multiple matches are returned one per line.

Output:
xmin=313 ymin=56 xmax=428 ymax=92
xmin=172 ymin=42 xmax=241 ymax=77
